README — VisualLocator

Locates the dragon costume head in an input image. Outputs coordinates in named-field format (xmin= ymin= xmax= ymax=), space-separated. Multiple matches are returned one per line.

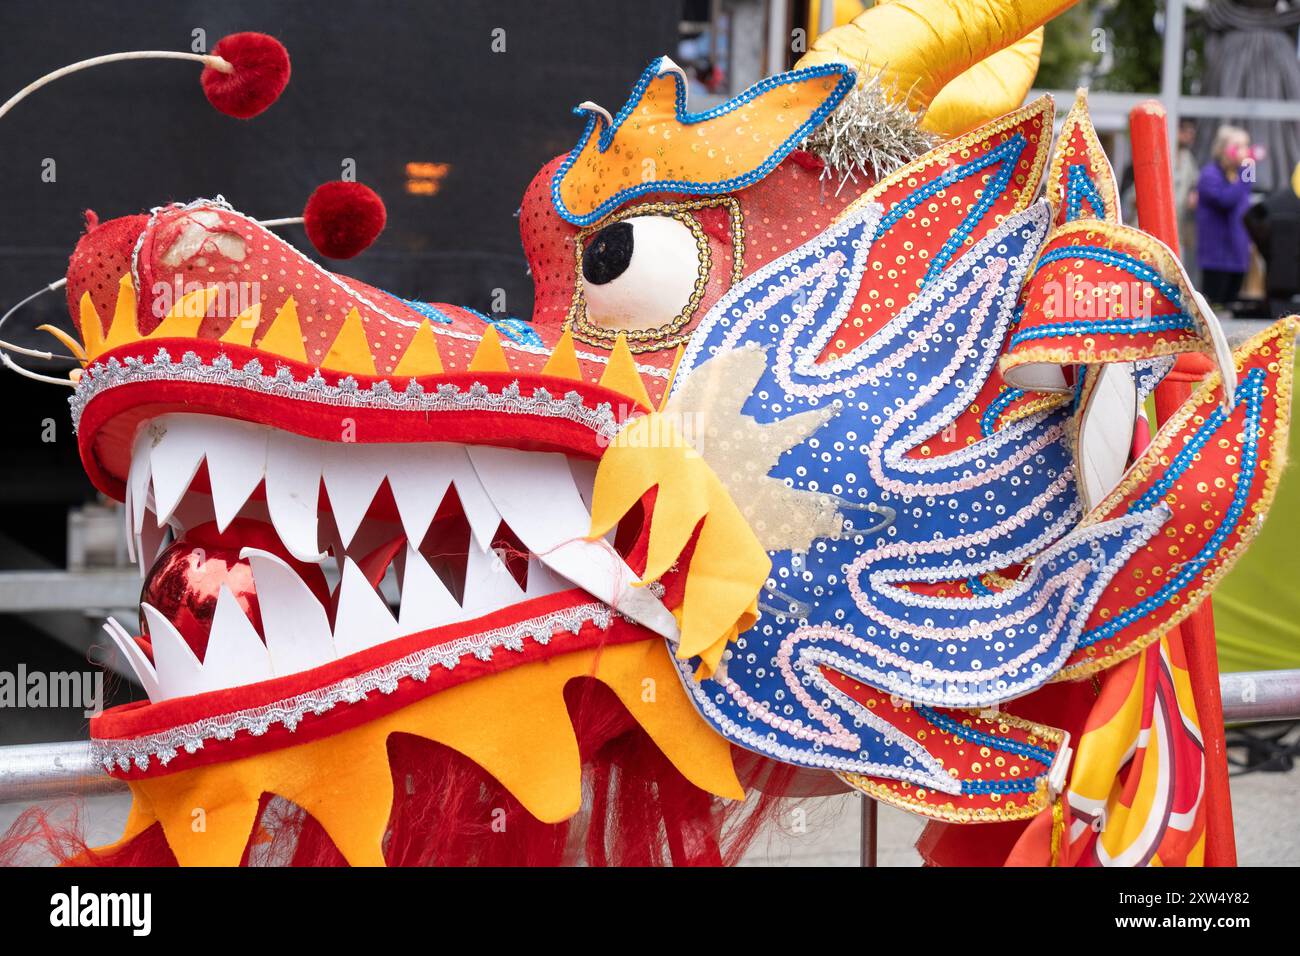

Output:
xmin=9 ymin=0 xmax=1291 ymax=866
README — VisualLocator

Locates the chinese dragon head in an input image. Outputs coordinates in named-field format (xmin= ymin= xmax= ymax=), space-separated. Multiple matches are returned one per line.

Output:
xmin=15 ymin=0 xmax=1292 ymax=866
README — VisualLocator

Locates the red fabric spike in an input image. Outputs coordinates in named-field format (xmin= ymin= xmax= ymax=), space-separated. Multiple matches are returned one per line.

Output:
xmin=64 ymin=213 xmax=149 ymax=326
xmin=201 ymin=32 xmax=291 ymax=119
xmin=303 ymin=181 xmax=387 ymax=259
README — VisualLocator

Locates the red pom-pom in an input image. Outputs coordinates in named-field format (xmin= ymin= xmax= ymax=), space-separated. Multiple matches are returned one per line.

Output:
xmin=201 ymin=32 xmax=291 ymax=119
xmin=303 ymin=182 xmax=387 ymax=259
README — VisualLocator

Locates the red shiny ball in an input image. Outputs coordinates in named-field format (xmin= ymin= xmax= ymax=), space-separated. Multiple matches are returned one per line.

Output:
xmin=140 ymin=520 xmax=329 ymax=660
xmin=303 ymin=181 xmax=387 ymax=259
xmin=201 ymin=32 xmax=291 ymax=119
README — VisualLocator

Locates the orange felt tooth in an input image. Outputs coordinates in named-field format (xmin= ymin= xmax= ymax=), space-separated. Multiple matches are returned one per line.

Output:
xmin=99 ymin=274 xmax=141 ymax=354
xmin=393 ymin=319 xmax=444 ymax=376
xmin=468 ymin=323 xmax=510 ymax=373
xmin=78 ymin=293 xmax=105 ymax=359
xmin=150 ymin=285 xmax=220 ymax=340
xmin=220 ymin=303 xmax=263 ymax=347
xmin=255 ymin=296 xmax=308 ymax=363
xmin=599 ymin=333 xmax=652 ymax=409
xmin=322 ymin=307 xmax=377 ymax=376
xmin=541 ymin=328 xmax=582 ymax=380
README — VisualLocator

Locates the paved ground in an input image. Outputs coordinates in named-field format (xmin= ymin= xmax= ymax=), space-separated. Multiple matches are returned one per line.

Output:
xmin=2 ymin=762 xmax=1295 ymax=866
xmin=735 ymin=766 xmax=1300 ymax=865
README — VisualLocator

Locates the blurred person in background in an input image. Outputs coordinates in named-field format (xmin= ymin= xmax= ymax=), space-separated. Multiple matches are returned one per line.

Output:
xmin=1197 ymin=124 xmax=1256 ymax=308
xmin=1244 ymin=162 xmax=1300 ymax=320
xmin=1174 ymin=117 xmax=1199 ymax=281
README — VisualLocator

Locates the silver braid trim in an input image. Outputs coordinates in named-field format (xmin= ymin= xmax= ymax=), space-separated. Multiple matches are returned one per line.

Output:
xmin=69 ymin=348 xmax=623 ymax=441
xmin=94 ymin=602 xmax=614 ymax=774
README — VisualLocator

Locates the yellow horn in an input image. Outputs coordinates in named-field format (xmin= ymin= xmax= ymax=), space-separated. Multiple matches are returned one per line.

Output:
xmin=922 ymin=29 xmax=1045 ymax=139
xmin=797 ymin=0 xmax=1077 ymax=116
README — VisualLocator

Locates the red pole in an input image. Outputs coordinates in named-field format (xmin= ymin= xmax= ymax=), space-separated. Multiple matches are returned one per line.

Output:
xmin=1128 ymin=100 xmax=1237 ymax=866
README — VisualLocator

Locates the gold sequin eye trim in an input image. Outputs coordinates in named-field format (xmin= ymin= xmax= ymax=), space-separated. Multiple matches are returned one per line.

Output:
xmin=566 ymin=196 xmax=745 ymax=354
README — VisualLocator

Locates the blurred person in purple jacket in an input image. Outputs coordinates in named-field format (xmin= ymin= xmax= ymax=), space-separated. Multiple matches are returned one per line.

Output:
xmin=1196 ymin=125 xmax=1256 ymax=306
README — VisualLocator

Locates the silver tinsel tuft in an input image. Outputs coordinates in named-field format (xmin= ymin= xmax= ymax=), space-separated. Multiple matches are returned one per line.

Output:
xmin=801 ymin=69 xmax=938 ymax=192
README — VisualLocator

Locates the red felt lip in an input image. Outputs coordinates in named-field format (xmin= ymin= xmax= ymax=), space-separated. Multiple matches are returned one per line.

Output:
xmin=76 ymin=338 xmax=646 ymax=503
xmin=92 ymin=586 xmax=656 ymax=780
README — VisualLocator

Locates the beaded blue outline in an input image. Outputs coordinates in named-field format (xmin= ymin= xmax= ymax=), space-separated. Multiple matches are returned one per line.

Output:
xmin=916 ymin=705 xmax=1054 ymax=766
xmin=550 ymin=57 xmax=855 ymax=227
xmin=393 ymin=296 xmax=544 ymax=348
xmin=980 ymin=386 xmax=1027 ymax=437
xmin=1037 ymin=244 xmax=1183 ymax=302
xmin=1010 ymin=243 xmax=1196 ymax=348
xmin=395 ymin=297 xmax=454 ymax=325
xmin=460 ymin=307 xmax=545 ymax=348
xmin=878 ymin=134 xmax=1028 ymax=285
xmin=1065 ymin=163 xmax=1107 ymax=221
xmin=1009 ymin=314 xmax=1196 ymax=347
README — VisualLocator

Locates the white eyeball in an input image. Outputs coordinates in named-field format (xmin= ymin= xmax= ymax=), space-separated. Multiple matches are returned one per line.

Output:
xmin=580 ymin=215 xmax=701 ymax=332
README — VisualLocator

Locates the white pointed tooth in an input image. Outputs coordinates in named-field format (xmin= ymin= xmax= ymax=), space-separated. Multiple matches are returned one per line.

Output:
xmin=148 ymin=416 xmax=210 ymax=527
xmin=321 ymin=444 xmax=390 ymax=550
xmin=103 ymin=618 xmax=160 ymax=702
xmin=467 ymin=446 xmax=679 ymax=641
xmin=203 ymin=586 xmax=273 ymax=690
xmin=398 ymin=544 xmax=462 ymax=634
xmin=136 ymin=509 xmax=169 ymax=577
xmin=170 ymin=493 xmax=215 ymax=535
xmin=320 ymin=513 xmax=347 ymax=582
xmin=207 ymin=420 xmax=269 ymax=532
xmin=123 ymin=478 xmax=137 ymax=566
xmin=334 ymin=557 xmax=400 ymax=656
xmin=569 ymin=457 xmax=614 ymax=543
xmin=265 ymin=433 xmax=326 ymax=562
xmin=568 ymin=457 xmax=597 ymax=512
xmin=524 ymin=556 xmax=566 ymax=598
xmin=129 ymin=426 xmax=154 ymax=536
xmin=443 ymin=447 xmax=502 ymax=551
xmin=141 ymin=603 xmax=206 ymax=701
xmin=242 ymin=548 xmax=335 ymax=676
xmin=545 ymin=543 xmax=679 ymax=638
xmin=386 ymin=445 xmax=452 ymax=550
xmin=461 ymin=541 xmax=526 ymax=616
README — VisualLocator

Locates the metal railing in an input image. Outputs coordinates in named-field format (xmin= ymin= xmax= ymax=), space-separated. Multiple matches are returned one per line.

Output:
xmin=0 ymin=669 xmax=1296 ymax=807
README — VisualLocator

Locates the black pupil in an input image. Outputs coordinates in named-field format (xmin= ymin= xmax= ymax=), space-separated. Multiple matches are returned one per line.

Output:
xmin=582 ymin=221 xmax=635 ymax=285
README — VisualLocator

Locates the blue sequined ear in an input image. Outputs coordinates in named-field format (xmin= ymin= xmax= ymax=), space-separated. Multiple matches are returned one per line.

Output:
xmin=665 ymin=199 xmax=1168 ymax=785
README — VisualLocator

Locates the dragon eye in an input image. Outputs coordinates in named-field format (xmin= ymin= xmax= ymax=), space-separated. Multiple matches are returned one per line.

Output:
xmin=580 ymin=215 xmax=701 ymax=333
xmin=582 ymin=221 xmax=634 ymax=285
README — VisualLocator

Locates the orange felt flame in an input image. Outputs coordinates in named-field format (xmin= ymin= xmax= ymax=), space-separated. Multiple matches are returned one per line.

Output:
xmin=468 ymin=323 xmax=510 ymax=373
xmin=321 ymin=307 xmax=378 ymax=376
xmin=255 ymin=296 xmax=308 ymax=363
xmin=393 ymin=319 xmax=444 ymax=377
xmin=95 ymin=639 xmax=741 ymax=867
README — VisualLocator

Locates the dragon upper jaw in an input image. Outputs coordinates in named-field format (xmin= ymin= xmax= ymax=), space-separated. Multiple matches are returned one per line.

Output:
xmin=110 ymin=411 xmax=677 ymax=705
